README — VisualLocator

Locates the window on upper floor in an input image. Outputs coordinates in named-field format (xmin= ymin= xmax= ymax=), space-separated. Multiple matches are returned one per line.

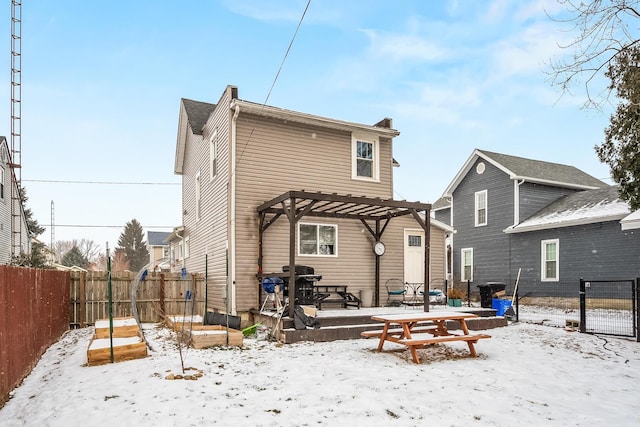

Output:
xmin=0 ymin=166 xmax=4 ymax=200
xmin=352 ymin=134 xmax=379 ymax=181
xmin=461 ymin=248 xmax=473 ymax=282
xmin=209 ymin=129 xmax=218 ymax=181
xmin=195 ymin=171 xmax=202 ymax=222
xmin=541 ymin=239 xmax=559 ymax=281
xmin=299 ymin=223 xmax=337 ymax=256
xmin=475 ymin=190 xmax=487 ymax=226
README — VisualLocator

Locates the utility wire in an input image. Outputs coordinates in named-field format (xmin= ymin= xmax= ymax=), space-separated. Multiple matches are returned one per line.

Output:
xmin=42 ymin=224 xmax=174 ymax=229
xmin=23 ymin=179 xmax=179 ymax=185
xmin=236 ymin=0 xmax=311 ymax=165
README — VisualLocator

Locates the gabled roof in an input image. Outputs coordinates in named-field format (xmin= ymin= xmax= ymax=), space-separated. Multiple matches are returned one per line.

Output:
xmin=432 ymin=197 xmax=451 ymax=211
xmin=443 ymin=149 xmax=605 ymax=196
xmin=182 ymin=98 xmax=216 ymax=135
xmin=505 ymin=186 xmax=630 ymax=233
xmin=147 ymin=231 xmax=171 ymax=246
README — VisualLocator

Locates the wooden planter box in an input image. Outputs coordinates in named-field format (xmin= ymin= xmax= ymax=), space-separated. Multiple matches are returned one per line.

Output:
xmin=88 ymin=316 xmax=147 ymax=366
xmin=186 ymin=325 xmax=243 ymax=349
xmin=87 ymin=334 xmax=148 ymax=366
xmin=166 ymin=315 xmax=203 ymax=332
xmin=94 ymin=317 xmax=140 ymax=338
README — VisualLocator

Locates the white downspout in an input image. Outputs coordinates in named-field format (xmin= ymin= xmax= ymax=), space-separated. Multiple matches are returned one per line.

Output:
xmin=514 ymin=179 xmax=525 ymax=225
xmin=230 ymin=104 xmax=240 ymax=315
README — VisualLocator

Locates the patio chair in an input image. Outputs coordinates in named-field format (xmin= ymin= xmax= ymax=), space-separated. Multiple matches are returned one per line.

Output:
xmin=385 ymin=278 xmax=407 ymax=306
xmin=420 ymin=278 xmax=446 ymax=304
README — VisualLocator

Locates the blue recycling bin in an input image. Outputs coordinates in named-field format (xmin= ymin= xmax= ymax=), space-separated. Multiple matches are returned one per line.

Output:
xmin=492 ymin=298 xmax=512 ymax=316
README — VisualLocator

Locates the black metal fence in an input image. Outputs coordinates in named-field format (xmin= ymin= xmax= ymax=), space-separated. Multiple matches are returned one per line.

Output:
xmin=511 ymin=278 xmax=639 ymax=342
xmin=579 ymin=279 xmax=638 ymax=340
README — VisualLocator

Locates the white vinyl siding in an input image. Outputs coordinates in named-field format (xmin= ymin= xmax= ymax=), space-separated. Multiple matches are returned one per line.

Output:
xmin=475 ymin=190 xmax=487 ymax=226
xmin=352 ymin=134 xmax=379 ymax=181
xmin=298 ymin=223 xmax=337 ymax=256
xmin=541 ymin=239 xmax=559 ymax=281
xmin=461 ymin=248 xmax=473 ymax=282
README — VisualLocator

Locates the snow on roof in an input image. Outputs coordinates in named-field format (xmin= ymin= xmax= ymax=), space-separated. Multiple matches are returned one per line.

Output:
xmin=621 ymin=210 xmax=640 ymax=230
xmin=505 ymin=187 xmax=630 ymax=233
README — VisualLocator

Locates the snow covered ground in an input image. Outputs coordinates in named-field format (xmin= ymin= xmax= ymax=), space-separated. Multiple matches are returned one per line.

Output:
xmin=1 ymin=312 xmax=639 ymax=426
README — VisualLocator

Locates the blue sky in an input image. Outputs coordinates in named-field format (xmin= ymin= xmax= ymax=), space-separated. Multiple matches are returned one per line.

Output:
xmin=0 ymin=0 xmax=615 ymax=252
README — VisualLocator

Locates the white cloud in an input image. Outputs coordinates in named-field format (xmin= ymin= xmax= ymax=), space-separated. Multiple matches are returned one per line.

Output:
xmin=361 ymin=29 xmax=449 ymax=62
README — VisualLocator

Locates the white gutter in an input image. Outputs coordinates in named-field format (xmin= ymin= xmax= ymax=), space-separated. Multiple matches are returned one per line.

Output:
xmin=229 ymin=104 xmax=240 ymax=315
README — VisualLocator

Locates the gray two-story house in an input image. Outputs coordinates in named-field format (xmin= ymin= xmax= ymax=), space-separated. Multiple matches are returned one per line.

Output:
xmin=435 ymin=149 xmax=639 ymax=297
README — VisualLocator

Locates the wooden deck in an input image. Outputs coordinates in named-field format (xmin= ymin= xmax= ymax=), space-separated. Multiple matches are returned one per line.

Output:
xmin=250 ymin=306 xmax=507 ymax=344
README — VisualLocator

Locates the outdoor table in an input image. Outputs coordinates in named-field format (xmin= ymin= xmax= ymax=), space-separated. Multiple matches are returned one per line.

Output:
xmin=364 ymin=311 xmax=491 ymax=363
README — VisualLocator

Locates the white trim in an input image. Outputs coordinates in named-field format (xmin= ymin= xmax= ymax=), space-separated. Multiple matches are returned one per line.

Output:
xmin=504 ymin=213 xmax=629 ymax=233
xmin=541 ymin=239 xmax=559 ymax=282
xmin=461 ymin=247 xmax=473 ymax=282
xmin=351 ymin=134 xmax=380 ymax=182
xmin=297 ymin=222 xmax=338 ymax=257
xmin=230 ymin=99 xmax=400 ymax=137
xmin=621 ymin=210 xmax=640 ymax=230
xmin=474 ymin=190 xmax=487 ymax=227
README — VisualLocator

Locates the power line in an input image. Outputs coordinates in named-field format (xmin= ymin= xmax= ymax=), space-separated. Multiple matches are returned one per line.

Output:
xmin=236 ymin=0 xmax=311 ymax=164
xmin=23 ymin=179 xmax=180 ymax=185
xmin=262 ymin=0 xmax=311 ymax=107
xmin=42 ymin=224 xmax=174 ymax=229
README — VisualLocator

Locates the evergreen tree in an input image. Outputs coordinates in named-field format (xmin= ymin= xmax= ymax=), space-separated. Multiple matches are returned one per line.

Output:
xmin=117 ymin=218 xmax=149 ymax=272
xmin=597 ymin=45 xmax=640 ymax=210
xmin=61 ymin=245 xmax=89 ymax=269
xmin=11 ymin=186 xmax=48 ymax=267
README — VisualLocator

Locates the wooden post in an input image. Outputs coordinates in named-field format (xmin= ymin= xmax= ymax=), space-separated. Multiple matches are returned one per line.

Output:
xmin=159 ymin=273 xmax=165 ymax=319
xmin=79 ymin=271 xmax=86 ymax=327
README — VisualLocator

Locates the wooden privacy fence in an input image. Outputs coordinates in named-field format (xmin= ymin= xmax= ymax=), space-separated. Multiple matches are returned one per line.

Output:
xmin=70 ymin=271 xmax=206 ymax=326
xmin=0 ymin=266 xmax=70 ymax=407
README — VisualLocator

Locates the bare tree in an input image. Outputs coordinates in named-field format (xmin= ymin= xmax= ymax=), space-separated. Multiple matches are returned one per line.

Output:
xmin=54 ymin=239 xmax=101 ymax=264
xmin=549 ymin=0 xmax=640 ymax=108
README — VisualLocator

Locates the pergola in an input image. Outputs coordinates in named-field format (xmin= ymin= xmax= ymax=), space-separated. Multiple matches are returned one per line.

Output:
xmin=257 ymin=190 xmax=432 ymax=319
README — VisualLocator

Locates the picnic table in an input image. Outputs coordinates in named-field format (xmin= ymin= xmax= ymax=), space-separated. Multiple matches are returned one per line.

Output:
xmin=361 ymin=311 xmax=491 ymax=363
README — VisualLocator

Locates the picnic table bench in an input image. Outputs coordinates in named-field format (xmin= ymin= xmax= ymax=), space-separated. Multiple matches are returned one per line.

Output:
xmin=362 ymin=311 xmax=491 ymax=363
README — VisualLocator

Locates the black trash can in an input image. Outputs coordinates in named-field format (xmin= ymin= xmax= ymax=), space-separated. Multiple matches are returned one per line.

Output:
xmin=477 ymin=282 xmax=506 ymax=308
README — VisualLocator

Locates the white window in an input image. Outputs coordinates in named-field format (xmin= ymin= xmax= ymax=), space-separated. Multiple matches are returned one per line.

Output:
xmin=184 ymin=236 xmax=190 ymax=259
xmin=541 ymin=239 xmax=559 ymax=281
xmin=475 ymin=190 xmax=487 ymax=226
xmin=351 ymin=134 xmax=379 ymax=181
xmin=195 ymin=171 xmax=201 ymax=222
xmin=209 ymin=129 xmax=218 ymax=181
xmin=298 ymin=223 xmax=337 ymax=256
xmin=0 ymin=166 xmax=4 ymax=200
xmin=461 ymin=248 xmax=473 ymax=282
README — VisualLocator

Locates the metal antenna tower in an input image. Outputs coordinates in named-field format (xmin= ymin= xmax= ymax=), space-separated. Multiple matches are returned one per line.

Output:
xmin=10 ymin=0 xmax=23 ymax=257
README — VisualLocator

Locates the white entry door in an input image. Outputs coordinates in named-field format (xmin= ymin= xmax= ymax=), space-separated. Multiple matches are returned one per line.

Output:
xmin=404 ymin=229 xmax=424 ymax=284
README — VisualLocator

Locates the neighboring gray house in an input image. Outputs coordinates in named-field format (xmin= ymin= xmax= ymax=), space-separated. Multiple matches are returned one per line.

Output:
xmin=0 ymin=136 xmax=30 ymax=264
xmin=437 ymin=149 xmax=639 ymax=296
xmin=169 ymin=85 xmax=449 ymax=320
